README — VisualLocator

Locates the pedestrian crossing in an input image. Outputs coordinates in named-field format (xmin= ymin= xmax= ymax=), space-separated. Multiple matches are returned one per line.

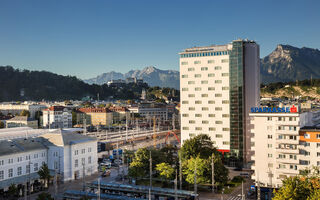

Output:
xmin=227 ymin=196 xmax=243 ymax=200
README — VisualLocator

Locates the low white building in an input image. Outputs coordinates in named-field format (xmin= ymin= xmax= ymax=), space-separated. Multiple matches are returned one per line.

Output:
xmin=250 ymin=105 xmax=320 ymax=188
xmin=128 ymin=103 xmax=168 ymax=120
xmin=0 ymin=103 xmax=46 ymax=119
xmin=0 ymin=130 xmax=98 ymax=192
xmin=42 ymin=106 xmax=72 ymax=129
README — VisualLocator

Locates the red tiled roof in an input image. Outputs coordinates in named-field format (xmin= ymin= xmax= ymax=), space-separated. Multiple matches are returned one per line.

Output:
xmin=78 ymin=107 xmax=111 ymax=113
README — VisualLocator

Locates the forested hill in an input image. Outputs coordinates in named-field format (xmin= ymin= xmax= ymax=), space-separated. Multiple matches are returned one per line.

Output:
xmin=0 ymin=66 xmax=150 ymax=101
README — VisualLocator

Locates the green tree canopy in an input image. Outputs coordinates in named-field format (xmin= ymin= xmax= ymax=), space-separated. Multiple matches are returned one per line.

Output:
xmin=38 ymin=163 xmax=52 ymax=188
xmin=36 ymin=192 xmax=54 ymax=200
xmin=20 ymin=109 xmax=30 ymax=117
xmin=156 ymin=162 xmax=174 ymax=180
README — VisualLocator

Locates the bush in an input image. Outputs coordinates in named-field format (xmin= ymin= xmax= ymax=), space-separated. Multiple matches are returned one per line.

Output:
xmin=231 ymin=176 xmax=244 ymax=183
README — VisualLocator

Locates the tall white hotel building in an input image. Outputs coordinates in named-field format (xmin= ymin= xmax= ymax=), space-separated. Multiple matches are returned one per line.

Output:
xmin=179 ymin=39 xmax=260 ymax=164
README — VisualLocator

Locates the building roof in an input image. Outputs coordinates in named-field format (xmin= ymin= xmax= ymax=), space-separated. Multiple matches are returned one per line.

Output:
xmin=7 ymin=116 xmax=36 ymax=122
xmin=78 ymin=107 xmax=111 ymax=113
xmin=41 ymin=130 xmax=97 ymax=146
xmin=43 ymin=106 xmax=67 ymax=111
xmin=0 ymin=137 xmax=47 ymax=157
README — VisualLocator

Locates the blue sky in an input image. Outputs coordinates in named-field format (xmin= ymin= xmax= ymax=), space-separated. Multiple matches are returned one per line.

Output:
xmin=0 ymin=0 xmax=319 ymax=79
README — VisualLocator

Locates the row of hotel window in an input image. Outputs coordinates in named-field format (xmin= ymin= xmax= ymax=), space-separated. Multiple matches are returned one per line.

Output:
xmin=74 ymin=147 xmax=92 ymax=155
xmin=74 ymin=156 xmax=92 ymax=168
xmin=182 ymin=87 xmax=229 ymax=91
xmin=182 ymin=73 xmax=228 ymax=78
xmin=188 ymin=133 xmax=229 ymax=142
xmin=0 ymin=162 xmax=42 ymax=180
xmin=182 ymin=113 xmax=229 ymax=118
xmin=187 ymin=80 xmax=227 ymax=85
xmin=182 ymin=100 xmax=229 ymax=104
xmin=183 ymin=127 xmax=229 ymax=131
xmin=185 ymin=66 xmax=225 ymax=71
xmin=186 ymin=107 xmax=225 ymax=111
xmin=267 ymin=116 xmax=297 ymax=121
xmin=187 ymin=120 xmax=227 ymax=125
xmin=0 ymin=153 xmax=46 ymax=166
xmin=180 ymin=51 xmax=229 ymax=58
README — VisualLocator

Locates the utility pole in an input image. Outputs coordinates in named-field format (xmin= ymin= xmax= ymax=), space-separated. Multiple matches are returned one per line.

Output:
xmin=117 ymin=141 xmax=120 ymax=175
xmin=174 ymin=169 xmax=178 ymax=200
xmin=172 ymin=114 xmax=175 ymax=130
xmin=194 ymin=158 xmax=197 ymax=197
xmin=242 ymin=181 xmax=245 ymax=200
xmin=212 ymin=155 xmax=215 ymax=193
xmin=149 ymin=150 xmax=152 ymax=199
xmin=179 ymin=156 xmax=182 ymax=190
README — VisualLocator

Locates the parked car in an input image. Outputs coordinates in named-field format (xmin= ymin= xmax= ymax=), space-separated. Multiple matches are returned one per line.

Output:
xmin=102 ymin=170 xmax=111 ymax=177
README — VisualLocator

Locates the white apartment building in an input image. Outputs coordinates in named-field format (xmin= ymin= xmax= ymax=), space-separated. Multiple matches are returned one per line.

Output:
xmin=179 ymin=39 xmax=260 ymax=162
xmin=0 ymin=103 xmax=46 ymax=118
xmin=43 ymin=106 xmax=72 ymax=129
xmin=250 ymin=106 xmax=320 ymax=188
xmin=128 ymin=103 xmax=168 ymax=120
xmin=0 ymin=130 xmax=98 ymax=192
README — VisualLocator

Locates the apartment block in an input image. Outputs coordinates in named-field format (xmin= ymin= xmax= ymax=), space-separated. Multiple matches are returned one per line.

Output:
xmin=179 ymin=39 xmax=260 ymax=162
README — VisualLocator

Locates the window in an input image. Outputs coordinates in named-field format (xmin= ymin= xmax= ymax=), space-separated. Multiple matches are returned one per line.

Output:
xmin=182 ymin=114 xmax=189 ymax=117
xmin=74 ymin=150 xmax=79 ymax=155
xmin=195 ymin=114 xmax=202 ymax=117
xmin=208 ymin=114 xmax=215 ymax=117
xmin=34 ymin=154 xmax=38 ymax=159
xmin=201 ymin=67 xmax=208 ymax=71
xmin=202 ymin=107 xmax=209 ymax=111
xmin=202 ymin=120 xmax=209 ymax=124
xmin=268 ymin=144 xmax=272 ymax=148
xmin=182 ymin=101 xmax=189 ymax=104
xmin=317 ymin=134 xmax=320 ymax=139
xmin=215 ymin=121 xmax=223 ymax=124
xmin=268 ymin=154 xmax=273 ymax=158
xmin=317 ymin=143 xmax=320 ymax=148
xmin=0 ymin=171 xmax=3 ymax=180
xmin=182 ymin=127 xmax=189 ymax=130
xmin=208 ymin=60 xmax=215 ymax=64
xmin=215 ymin=107 xmax=222 ymax=111
xmin=181 ymin=74 xmax=188 ymax=78
xmin=194 ymin=74 xmax=201 ymax=78
xmin=188 ymin=68 xmax=195 ymax=71
xmin=208 ymin=100 xmax=215 ymax=104
xmin=26 ymin=165 xmax=30 ymax=174
xmin=182 ymin=88 xmax=188 ymax=92
xmin=221 ymin=59 xmax=229 ymax=63
xmin=268 ymin=135 xmax=272 ymax=139
xmin=17 ymin=167 xmax=22 ymax=176
xmin=0 ymin=160 xmax=3 ymax=166
xmin=195 ymin=127 xmax=202 ymax=131
xmin=222 ymin=73 xmax=229 ymax=77
xmin=8 ymin=158 xmax=13 ymax=164
xmin=189 ymin=120 xmax=195 ymax=124
xmin=54 ymin=161 xmax=58 ymax=169
xmin=223 ymin=128 xmax=230 ymax=131
xmin=201 ymin=80 xmax=208 ymax=84
xmin=208 ymin=87 xmax=215 ymax=91
xmin=75 ymin=159 xmax=79 ymax=168
xmin=215 ymin=94 xmax=222 ymax=97
xmin=208 ymin=73 xmax=215 ymax=77
xmin=278 ymin=126 xmax=285 ymax=130
xmin=216 ymin=134 xmax=223 ymax=138
xmin=181 ymin=61 xmax=188 ymax=65
xmin=34 ymin=163 xmax=38 ymax=171
xmin=209 ymin=127 xmax=216 ymax=131
xmin=88 ymin=156 xmax=92 ymax=164
xmin=189 ymin=133 xmax=195 ymax=137
xmin=317 ymin=152 xmax=320 ymax=157
xmin=189 ymin=107 xmax=195 ymax=111
xmin=195 ymin=101 xmax=202 ymax=104
xmin=201 ymin=94 xmax=208 ymax=97
xmin=8 ymin=169 xmax=13 ymax=178
xmin=214 ymin=66 xmax=222 ymax=70
xmin=304 ymin=134 xmax=310 ymax=139
xmin=195 ymin=87 xmax=201 ymax=91
xmin=268 ymin=163 xmax=273 ymax=168
xmin=194 ymin=61 xmax=201 ymax=64
xmin=279 ymin=154 xmax=286 ymax=159
xmin=222 ymin=100 xmax=229 ymax=104
xmin=188 ymin=94 xmax=195 ymax=97
xmin=267 ymin=117 xmax=272 ymax=121
xmin=188 ymin=81 xmax=195 ymax=84
xmin=215 ymin=80 xmax=222 ymax=84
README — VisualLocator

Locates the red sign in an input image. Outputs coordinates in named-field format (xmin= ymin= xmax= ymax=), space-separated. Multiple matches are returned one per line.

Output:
xmin=290 ymin=105 xmax=298 ymax=113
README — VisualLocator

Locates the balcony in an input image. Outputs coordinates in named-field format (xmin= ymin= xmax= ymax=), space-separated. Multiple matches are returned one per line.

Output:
xmin=276 ymin=148 xmax=299 ymax=154
xmin=276 ymin=158 xmax=299 ymax=165
xmin=276 ymin=139 xmax=299 ymax=145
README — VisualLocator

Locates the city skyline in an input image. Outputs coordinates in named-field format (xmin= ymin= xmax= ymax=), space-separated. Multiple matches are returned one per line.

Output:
xmin=0 ymin=0 xmax=319 ymax=79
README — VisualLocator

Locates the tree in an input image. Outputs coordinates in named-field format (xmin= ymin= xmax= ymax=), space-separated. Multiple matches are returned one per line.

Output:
xmin=183 ymin=156 xmax=210 ymax=184
xmin=20 ymin=110 xmax=30 ymax=117
xmin=7 ymin=184 xmax=18 ymax=199
xmin=38 ymin=163 xmax=52 ymax=188
xmin=156 ymin=162 xmax=174 ymax=180
xmin=0 ymin=121 xmax=4 ymax=129
xmin=36 ymin=192 xmax=54 ymax=200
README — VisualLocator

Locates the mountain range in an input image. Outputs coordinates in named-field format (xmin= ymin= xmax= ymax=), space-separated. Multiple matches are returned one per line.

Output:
xmin=84 ymin=44 xmax=320 ymax=88
xmin=84 ymin=66 xmax=180 ymax=89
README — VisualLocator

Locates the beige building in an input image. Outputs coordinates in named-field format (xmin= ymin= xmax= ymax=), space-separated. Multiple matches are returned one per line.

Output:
xmin=108 ymin=106 xmax=130 ymax=124
xmin=6 ymin=116 xmax=38 ymax=129
xmin=179 ymin=39 xmax=260 ymax=163
xmin=78 ymin=107 xmax=113 ymax=126
xmin=0 ymin=103 xmax=46 ymax=119
xmin=250 ymin=106 xmax=320 ymax=188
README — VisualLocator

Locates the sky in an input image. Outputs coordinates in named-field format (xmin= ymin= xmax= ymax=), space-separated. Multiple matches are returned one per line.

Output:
xmin=0 ymin=0 xmax=319 ymax=79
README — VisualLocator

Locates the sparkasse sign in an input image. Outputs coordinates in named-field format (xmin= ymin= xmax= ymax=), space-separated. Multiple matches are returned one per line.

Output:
xmin=251 ymin=105 xmax=298 ymax=113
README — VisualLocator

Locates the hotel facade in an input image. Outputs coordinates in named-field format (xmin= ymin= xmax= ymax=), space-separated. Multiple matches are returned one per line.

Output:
xmin=179 ymin=39 xmax=260 ymax=163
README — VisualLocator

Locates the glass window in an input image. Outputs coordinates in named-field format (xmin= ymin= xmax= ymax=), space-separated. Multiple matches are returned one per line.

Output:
xmin=201 ymin=67 xmax=208 ymax=71
xmin=194 ymin=74 xmax=201 ymax=78
xmin=208 ymin=60 xmax=215 ymax=64
xmin=8 ymin=169 xmax=13 ymax=178
xmin=181 ymin=74 xmax=188 ymax=78
xmin=208 ymin=73 xmax=215 ymax=77
xmin=214 ymin=66 xmax=222 ymax=70
xmin=201 ymin=94 xmax=208 ymax=97
xmin=181 ymin=61 xmax=188 ymax=65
